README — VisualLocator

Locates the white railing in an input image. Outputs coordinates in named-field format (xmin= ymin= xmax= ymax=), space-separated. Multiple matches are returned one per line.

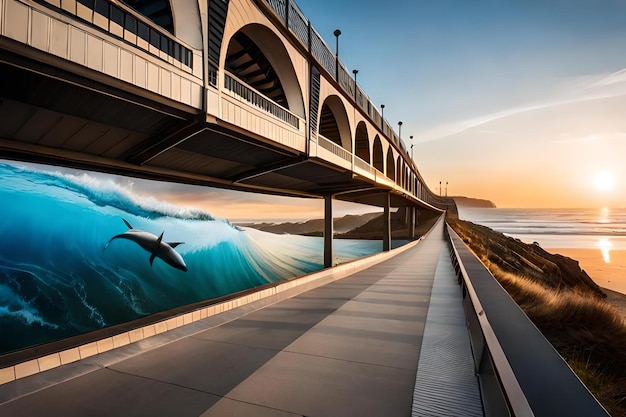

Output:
xmin=223 ymin=71 xmax=301 ymax=129
xmin=354 ymin=155 xmax=375 ymax=177
xmin=317 ymin=134 xmax=351 ymax=162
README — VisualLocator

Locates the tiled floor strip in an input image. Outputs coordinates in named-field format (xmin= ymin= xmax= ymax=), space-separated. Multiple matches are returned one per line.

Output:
xmin=412 ymin=247 xmax=483 ymax=416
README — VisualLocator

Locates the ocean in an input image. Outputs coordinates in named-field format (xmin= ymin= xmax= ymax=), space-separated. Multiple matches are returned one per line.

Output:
xmin=459 ymin=207 xmax=626 ymax=294
xmin=0 ymin=161 xmax=381 ymax=354
xmin=459 ymin=207 xmax=626 ymax=250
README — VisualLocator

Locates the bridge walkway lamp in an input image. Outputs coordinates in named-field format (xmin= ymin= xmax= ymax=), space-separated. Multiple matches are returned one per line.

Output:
xmin=352 ymin=69 xmax=358 ymax=100
xmin=398 ymin=121 xmax=403 ymax=141
xmin=410 ymin=135 xmax=414 ymax=159
xmin=334 ymin=29 xmax=341 ymax=80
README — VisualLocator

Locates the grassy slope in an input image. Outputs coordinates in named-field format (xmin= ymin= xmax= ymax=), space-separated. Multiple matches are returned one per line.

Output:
xmin=449 ymin=219 xmax=626 ymax=416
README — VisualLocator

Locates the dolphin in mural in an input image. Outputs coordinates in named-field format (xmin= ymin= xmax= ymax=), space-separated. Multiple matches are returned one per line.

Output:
xmin=104 ymin=219 xmax=188 ymax=272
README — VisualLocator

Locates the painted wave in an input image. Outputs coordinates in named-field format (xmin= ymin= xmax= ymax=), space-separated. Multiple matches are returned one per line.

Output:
xmin=0 ymin=162 xmax=378 ymax=354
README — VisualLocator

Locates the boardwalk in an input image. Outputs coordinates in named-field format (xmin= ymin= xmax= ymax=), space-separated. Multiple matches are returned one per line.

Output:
xmin=0 ymin=219 xmax=481 ymax=416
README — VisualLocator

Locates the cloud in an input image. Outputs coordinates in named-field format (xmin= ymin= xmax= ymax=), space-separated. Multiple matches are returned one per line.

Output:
xmin=416 ymin=68 xmax=626 ymax=143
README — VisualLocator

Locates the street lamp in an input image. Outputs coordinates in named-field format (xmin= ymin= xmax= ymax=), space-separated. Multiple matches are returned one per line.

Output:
xmin=439 ymin=181 xmax=442 ymax=196
xmin=380 ymin=104 xmax=385 ymax=129
xmin=398 ymin=121 xmax=403 ymax=140
xmin=333 ymin=29 xmax=341 ymax=80
xmin=352 ymin=69 xmax=358 ymax=100
xmin=446 ymin=181 xmax=449 ymax=197
xmin=410 ymin=135 xmax=414 ymax=159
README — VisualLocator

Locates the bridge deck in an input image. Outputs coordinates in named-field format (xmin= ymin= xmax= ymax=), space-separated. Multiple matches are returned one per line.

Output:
xmin=0 ymin=220 xmax=481 ymax=416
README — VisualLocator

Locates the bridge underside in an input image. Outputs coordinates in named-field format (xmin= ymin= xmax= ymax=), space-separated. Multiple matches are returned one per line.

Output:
xmin=0 ymin=49 xmax=427 ymax=210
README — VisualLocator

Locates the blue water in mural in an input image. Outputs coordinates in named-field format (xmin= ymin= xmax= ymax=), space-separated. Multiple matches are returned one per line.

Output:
xmin=0 ymin=162 xmax=381 ymax=354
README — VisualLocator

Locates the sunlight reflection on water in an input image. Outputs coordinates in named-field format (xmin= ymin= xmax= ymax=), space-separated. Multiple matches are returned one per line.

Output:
xmin=598 ymin=238 xmax=613 ymax=263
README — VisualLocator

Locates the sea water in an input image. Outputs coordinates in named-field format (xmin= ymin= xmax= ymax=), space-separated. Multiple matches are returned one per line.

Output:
xmin=459 ymin=207 xmax=626 ymax=251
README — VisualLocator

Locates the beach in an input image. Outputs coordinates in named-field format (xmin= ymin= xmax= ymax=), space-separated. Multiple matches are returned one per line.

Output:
xmin=549 ymin=248 xmax=626 ymax=295
xmin=549 ymin=248 xmax=626 ymax=318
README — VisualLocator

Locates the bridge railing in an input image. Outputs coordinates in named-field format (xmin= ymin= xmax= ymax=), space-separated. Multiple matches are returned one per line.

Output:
xmin=223 ymin=71 xmax=301 ymax=129
xmin=354 ymin=155 xmax=375 ymax=178
xmin=310 ymin=134 xmax=351 ymax=170
xmin=445 ymin=224 xmax=610 ymax=417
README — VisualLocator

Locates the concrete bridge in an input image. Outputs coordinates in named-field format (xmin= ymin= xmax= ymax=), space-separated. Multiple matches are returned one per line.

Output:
xmin=0 ymin=0 xmax=610 ymax=416
xmin=0 ymin=0 xmax=455 ymax=267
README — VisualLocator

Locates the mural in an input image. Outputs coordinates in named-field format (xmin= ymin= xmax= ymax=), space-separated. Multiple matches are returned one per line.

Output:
xmin=0 ymin=160 xmax=380 ymax=354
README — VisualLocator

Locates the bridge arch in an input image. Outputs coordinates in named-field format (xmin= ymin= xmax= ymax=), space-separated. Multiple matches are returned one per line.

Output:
xmin=372 ymin=135 xmax=384 ymax=172
xmin=318 ymin=95 xmax=351 ymax=151
xmin=224 ymin=24 xmax=305 ymax=118
xmin=355 ymin=121 xmax=370 ymax=163
xmin=386 ymin=150 xmax=396 ymax=181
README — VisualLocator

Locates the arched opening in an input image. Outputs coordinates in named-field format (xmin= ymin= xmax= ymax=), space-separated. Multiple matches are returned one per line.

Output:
xmin=120 ymin=0 xmax=174 ymax=34
xmin=225 ymin=25 xmax=305 ymax=117
xmin=386 ymin=150 xmax=395 ymax=181
xmin=318 ymin=96 xmax=351 ymax=151
xmin=373 ymin=135 xmax=384 ymax=172
xmin=355 ymin=122 xmax=370 ymax=163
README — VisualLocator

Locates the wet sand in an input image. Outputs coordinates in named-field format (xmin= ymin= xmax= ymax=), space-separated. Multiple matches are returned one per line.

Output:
xmin=549 ymin=248 xmax=626 ymax=316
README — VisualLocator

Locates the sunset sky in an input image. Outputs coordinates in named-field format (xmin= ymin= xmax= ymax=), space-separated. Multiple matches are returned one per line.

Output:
xmin=296 ymin=0 xmax=626 ymax=209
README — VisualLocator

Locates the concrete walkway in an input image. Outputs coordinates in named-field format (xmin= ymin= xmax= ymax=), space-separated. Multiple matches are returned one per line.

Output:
xmin=0 ymin=219 xmax=482 ymax=416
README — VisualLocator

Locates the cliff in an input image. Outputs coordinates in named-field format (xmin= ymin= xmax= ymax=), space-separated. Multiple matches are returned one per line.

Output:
xmin=453 ymin=196 xmax=497 ymax=208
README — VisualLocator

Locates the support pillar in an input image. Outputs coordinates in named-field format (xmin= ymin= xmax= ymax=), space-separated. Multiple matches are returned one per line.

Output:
xmin=324 ymin=194 xmax=334 ymax=268
xmin=383 ymin=192 xmax=391 ymax=252
xmin=409 ymin=207 xmax=416 ymax=239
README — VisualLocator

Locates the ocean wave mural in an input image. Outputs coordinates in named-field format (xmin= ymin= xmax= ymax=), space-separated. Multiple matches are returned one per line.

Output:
xmin=0 ymin=161 xmax=379 ymax=354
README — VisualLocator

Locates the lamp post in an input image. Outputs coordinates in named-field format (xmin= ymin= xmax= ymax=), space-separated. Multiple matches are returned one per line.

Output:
xmin=333 ymin=29 xmax=341 ymax=80
xmin=380 ymin=104 xmax=385 ymax=130
xmin=410 ymin=135 xmax=414 ymax=159
xmin=398 ymin=121 xmax=403 ymax=140
xmin=352 ymin=69 xmax=358 ymax=100
xmin=446 ymin=181 xmax=449 ymax=197
xmin=439 ymin=181 xmax=442 ymax=196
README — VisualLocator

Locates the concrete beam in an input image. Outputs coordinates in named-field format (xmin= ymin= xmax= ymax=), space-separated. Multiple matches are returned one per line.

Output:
xmin=324 ymin=194 xmax=334 ymax=267
xmin=383 ymin=192 xmax=391 ymax=251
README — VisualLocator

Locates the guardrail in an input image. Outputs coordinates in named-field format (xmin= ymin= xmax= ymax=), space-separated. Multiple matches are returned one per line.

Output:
xmin=445 ymin=224 xmax=610 ymax=417
xmin=316 ymin=134 xmax=351 ymax=162
xmin=224 ymin=71 xmax=300 ymax=129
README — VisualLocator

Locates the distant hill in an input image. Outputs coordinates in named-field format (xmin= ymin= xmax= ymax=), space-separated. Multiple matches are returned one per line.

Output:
xmin=237 ymin=209 xmax=441 ymax=240
xmin=453 ymin=196 xmax=496 ymax=208
xmin=238 ymin=212 xmax=381 ymax=235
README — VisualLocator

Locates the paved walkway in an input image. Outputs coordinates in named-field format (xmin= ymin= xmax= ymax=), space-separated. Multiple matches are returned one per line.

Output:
xmin=0 ymin=219 xmax=482 ymax=416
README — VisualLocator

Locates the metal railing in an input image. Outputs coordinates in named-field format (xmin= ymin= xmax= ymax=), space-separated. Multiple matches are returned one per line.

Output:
xmin=224 ymin=72 xmax=300 ymax=129
xmin=317 ymin=134 xmax=351 ymax=162
xmin=354 ymin=155 xmax=374 ymax=176
xmin=446 ymin=225 xmax=611 ymax=417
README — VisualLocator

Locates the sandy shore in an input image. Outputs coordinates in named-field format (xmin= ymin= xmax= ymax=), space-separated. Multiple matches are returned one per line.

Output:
xmin=549 ymin=248 xmax=626 ymax=316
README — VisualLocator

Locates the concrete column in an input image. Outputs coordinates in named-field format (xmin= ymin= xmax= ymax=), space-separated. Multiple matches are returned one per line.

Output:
xmin=324 ymin=194 xmax=333 ymax=268
xmin=383 ymin=192 xmax=391 ymax=252
xmin=409 ymin=207 xmax=416 ymax=239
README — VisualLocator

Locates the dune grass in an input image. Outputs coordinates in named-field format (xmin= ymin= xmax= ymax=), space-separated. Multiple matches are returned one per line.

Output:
xmin=450 ymin=220 xmax=626 ymax=416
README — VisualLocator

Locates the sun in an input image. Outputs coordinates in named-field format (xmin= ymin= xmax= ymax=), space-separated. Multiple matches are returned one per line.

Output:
xmin=593 ymin=171 xmax=615 ymax=192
